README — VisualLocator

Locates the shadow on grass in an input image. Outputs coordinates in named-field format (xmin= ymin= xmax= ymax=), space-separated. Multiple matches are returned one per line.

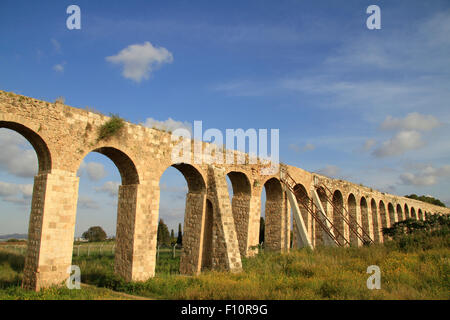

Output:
xmin=0 ymin=251 xmax=24 ymax=289
xmin=0 ymin=250 xmax=25 ymax=272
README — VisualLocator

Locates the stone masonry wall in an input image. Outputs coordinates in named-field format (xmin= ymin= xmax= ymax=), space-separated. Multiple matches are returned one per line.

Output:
xmin=0 ymin=90 xmax=449 ymax=290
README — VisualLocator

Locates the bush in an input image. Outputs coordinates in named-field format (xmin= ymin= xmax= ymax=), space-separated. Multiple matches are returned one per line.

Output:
xmin=82 ymin=226 xmax=107 ymax=242
xmin=97 ymin=114 xmax=124 ymax=140
xmin=382 ymin=214 xmax=449 ymax=240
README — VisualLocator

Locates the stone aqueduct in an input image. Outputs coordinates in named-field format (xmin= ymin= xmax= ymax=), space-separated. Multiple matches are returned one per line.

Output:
xmin=0 ymin=90 xmax=448 ymax=291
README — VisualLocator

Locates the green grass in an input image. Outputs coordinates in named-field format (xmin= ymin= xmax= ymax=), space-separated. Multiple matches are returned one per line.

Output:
xmin=0 ymin=231 xmax=449 ymax=300
xmin=0 ymin=250 xmax=141 ymax=300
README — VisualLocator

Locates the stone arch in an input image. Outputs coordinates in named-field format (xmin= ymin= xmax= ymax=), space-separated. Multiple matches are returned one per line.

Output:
xmin=411 ymin=207 xmax=417 ymax=219
xmin=396 ymin=204 xmax=403 ymax=221
xmin=388 ymin=203 xmax=396 ymax=226
xmin=315 ymin=187 xmax=329 ymax=246
xmin=404 ymin=204 xmax=410 ymax=219
xmin=226 ymin=171 xmax=251 ymax=257
xmin=293 ymin=183 xmax=310 ymax=246
xmin=360 ymin=197 xmax=370 ymax=242
xmin=0 ymin=122 xmax=53 ymax=289
xmin=74 ymin=146 xmax=141 ymax=280
xmin=92 ymin=147 xmax=139 ymax=185
xmin=379 ymin=200 xmax=387 ymax=242
xmin=0 ymin=121 xmax=52 ymax=174
xmin=159 ymin=162 xmax=207 ymax=275
xmin=262 ymin=177 xmax=283 ymax=251
xmin=347 ymin=194 xmax=358 ymax=246
xmin=317 ymin=187 xmax=328 ymax=214
xmin=418 ymin=208 xmax=424 ymax=220
xmin=332 ymin=190 xmax=345 ymax=245
xmin=201 ymin=199 xmax=214 ymax=271
xmin=371 ymin=199 xmax=381 ymax=243
xmin=171 ymin=163 xmax=206 ymax=193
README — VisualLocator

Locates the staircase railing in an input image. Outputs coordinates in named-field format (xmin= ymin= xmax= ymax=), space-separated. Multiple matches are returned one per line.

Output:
xmin=313 ymin=180 xmax=373 ymax=245
xmin=280 ymin=169 xmax=349 ymax=247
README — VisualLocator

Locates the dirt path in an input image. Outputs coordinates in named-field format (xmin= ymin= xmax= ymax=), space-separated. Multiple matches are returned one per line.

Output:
xmin=80 ymin=283 xmax=155 ymax=300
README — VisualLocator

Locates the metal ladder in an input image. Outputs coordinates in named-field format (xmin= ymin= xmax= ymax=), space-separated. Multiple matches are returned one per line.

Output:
xmin=280 ymin=169 xmax=349 ymax=247
xmin=313 ymin=179 xmax=373 ymax=245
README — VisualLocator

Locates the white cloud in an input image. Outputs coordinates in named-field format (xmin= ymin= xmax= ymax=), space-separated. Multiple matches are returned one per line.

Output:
xmin=77 ymin=195 xmax=100 ymax=210
xmin=0 ymin=130 xmax=37 ymax=178
xmin=289 ymin=143 xmax=315 ymax=153
xmin=380 ymin=113 xmax=442 ymax=132
xmin=51 ymin=38 xmax=61 ymax=54
xmin=0 ymin=181 xmax=33 ymax=205
xmin=95 ymin=181 xmax=120 ymax=197
xmin=400 ymin=165 xmax=450 ymax=186
xmin=288 ymin=143 xmax=301 ymax=153
xmin=373 ymin=130 xmax=424 ymax=158
xmin=53 ymin=63 xmax=65 ymax=73
xmin=303 ymin=143 xmax=315 ymax=152
xmin=143 ymin=117 xmax=191 ymax=133
xmin=362 ymin=139 xmax=376 ymax=152
xmin=160 ymin=182 xmax=188 ymax=193
xmin=106 ymin=41 xmax=173 ymax=83
xmin=316 ymin=165 xmax=340 ymax=178
xmin=78 ymin=161 xmax=107 ymax=181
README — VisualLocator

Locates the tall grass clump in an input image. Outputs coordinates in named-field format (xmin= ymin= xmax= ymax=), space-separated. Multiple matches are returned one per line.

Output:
xmin=97 ymin=114 xmax=125 ymax=140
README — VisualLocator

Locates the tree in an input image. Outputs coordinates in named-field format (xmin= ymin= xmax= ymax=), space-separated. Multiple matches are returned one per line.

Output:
xmin=170 ymin=229 xmax=176 ymax=246
xmin=259 ymin=217 xmax=265 ymax=244
xmin=157 ymin=219 xmax=171 ymax=246
xmin=177 ymin=223 xmax=183 ymax=245
xmin=82 ymin=226 xmax=107 ymax=242
xmin=405 ymin=194 xmax=446 ymax=207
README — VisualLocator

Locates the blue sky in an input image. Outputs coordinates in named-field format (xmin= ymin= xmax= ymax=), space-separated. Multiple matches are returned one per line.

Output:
xmin=1 ymin=0 xmax=449 ymax=236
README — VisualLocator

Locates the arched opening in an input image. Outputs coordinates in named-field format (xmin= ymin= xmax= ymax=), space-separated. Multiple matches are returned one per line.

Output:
xmin=404 ymin=204 xmax=410 ymax=219
xmin=379 ymin=201 xmax=387 ymax=242
xmin=370 ymin=199 xmax=380 ymax=243
xmin=315 ymin=187 xmax=329 ymax=246
xmin=360 ymin=197 xmax=370 ymax=242
xmin=0 ymin=123 xmax=52 ymax=289
xmin=157 ymin=166 xmax=188 ymax=275
xmin=261 ymin=178 xmax=283 ymax=251
xmin=418 ymin=209 xmax=424 ymax=221
xmin=201 ymin=199 xmax=214 ymax=271
xmin=226 ymin=171 xmax=251 ymax=257
xmin=74 ymin=147 xmax=140 ymax=280
xmin=0 ymin=121 xmax=51 ymax=174
xmin=347 ymin=194 xmax=358 ymax=246
xmin=159 ymin=163 xmax=206 ymax=275
xmin=293 ymin=184 xmax=310 ymax=247
xmin=411 ymin=207 xmax=417 ymax=220
xmin=388 ymin=203 xmax=395 ymax=226
xmin=396 ymin=204 xmax=403 ymax=221
xmin=332 ymin=190 xmax=345 ymax=245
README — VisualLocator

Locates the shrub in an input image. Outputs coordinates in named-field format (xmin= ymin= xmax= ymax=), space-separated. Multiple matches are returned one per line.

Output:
xmin=97 ymin=114 xmax=124 ymax=140
xmin=383 ymin=214 xmax=449 ymax=240
xmin=54 ymin=96 xmax=65 ymax=104
xmin=82 ymin=226 xmax=107 ymax=242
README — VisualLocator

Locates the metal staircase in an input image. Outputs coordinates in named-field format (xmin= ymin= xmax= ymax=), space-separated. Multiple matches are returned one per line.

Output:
xmin=280 ymin=169 xmax=348 ymax=247
xmin=313 ymin=181 xmax=373 ymax=245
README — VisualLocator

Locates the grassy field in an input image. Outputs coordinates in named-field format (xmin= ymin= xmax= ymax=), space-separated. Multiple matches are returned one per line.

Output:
xmin=0 ymin=231 xmax=449 ymax=300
